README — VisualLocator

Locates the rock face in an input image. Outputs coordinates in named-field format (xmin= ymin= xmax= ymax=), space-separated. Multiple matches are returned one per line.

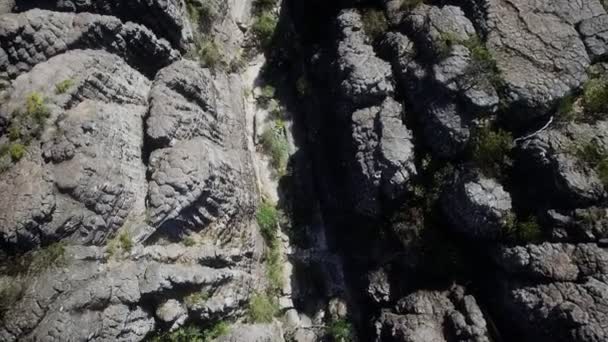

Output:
xmin=0 ymin=9 xmax=179 ymax=79
xmin=518 ymin=121 xmax=608 ymax=206
xmin=482 ymin=0 xmax=607 ymax=114
xmin=493 ymin=243 xmax=608 ymax=342
xmin=0 ymin=2 xmax=259 ymax=340
xmin=375 ymin=286 xmax=491 ymax=342
xmin=13 ymin=0 xmax=193 ymax=48
xmin=442 ymin=171 xmax=513 ymax=240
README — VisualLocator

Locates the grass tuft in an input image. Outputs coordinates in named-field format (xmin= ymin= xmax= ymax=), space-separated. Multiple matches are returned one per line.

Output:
xmin=248 ymin=293 xmax=279 ymax=323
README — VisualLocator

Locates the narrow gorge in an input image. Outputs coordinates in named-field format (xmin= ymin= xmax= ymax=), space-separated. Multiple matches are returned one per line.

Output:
xmin=0 ymin=0 xmax=607 ymax=341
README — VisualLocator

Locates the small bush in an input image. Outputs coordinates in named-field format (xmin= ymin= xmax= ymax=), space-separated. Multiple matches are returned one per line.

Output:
xmin=256 ymin=201 xmax=279 ymax=243
xmin=248 ymin=293 xmax=278 ymax=323
xmin=183 ymin=236 xmax=197 ymax=247
xmin=198 ymin=40 xmax=222 ymax=69
xmin=471 ymin=125 xmax=513 ymax=178
xmin=55 ymin=79 xmax=74 ymax=94
xmin=25 ymin=92 xmax=50 ymax=125
xmin=184 ymin=290 xmax=211 ymax=307
xmin=257 ymin=85 xmax=276 ymax=108
xmin=575 ymin=141 xmax=608 ymax=188
xmin=327 ymin=319 xmax=353 ymax=342
xmin=204 ymin=322 xmax=230 ymax=341
xmin=556 ymin=94 xmax=578 ymax=122
xmin=9 ymin=143 xmax=25 ymax=161
xmin=119 ymin=231 xmax=133 ymax=252
xmin=583 ymin=77 xmax=608 ymax=116
xmin=253 ymin=0 xmax=277 ymax=13
xmin=8 ymin=124 xmax=20 ymax=141
xmin=186 ymin=0 xmax=216 ymax=33
xmin=29 ymin=242 xmax=67 ymax=274
xmin=265 ymin=240 xmax=283 ymax=294
xmin=504 ymin=215 xmax=543 ymax=242
xmin=252 ymin=12 xmax=277 ymax=48
xmin=260 ymin=120 xmax=289 ymax=173
xmin=107 ymin=231 xmax=133 ymax=258
xmin=151 ymin=325 xmax=204 ymax=342
xmin=361 ymin=8 xmax=388 ymax=41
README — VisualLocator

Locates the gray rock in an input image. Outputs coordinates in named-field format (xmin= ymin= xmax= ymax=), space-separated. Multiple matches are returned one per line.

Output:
xmin=518 ymin=121 xmax=608 ymax=206
xmin=403 ymin=4 xmax=476 ymax=59
xmin=216 ymin=323 xmax=286 ymax=342
xmin=442 ymin=172 xmax=513 ymax=240
xmin=367 ymin=268 xmax=391 ymax=304
xmin=494 ymin=242 xmax=608 ymax=342
xmin=494 ymin=243 xmax=608 ymax=281
xmin=480 ymin=0 xmax=607 ymax=114
xmin=348 ymin=98 xmax=416 ymax=216
xmin=156 ymin=299 xmax=187 ymax=325
xmin=0 ymin=9 xmax=179 ymax=78
xmin=14 ymin=0 xmax=192 ymax=48
xmin=422 ymin=100 xmax=471 ymax=158
xmin=335 ymin=9 xmax=394 ymax=109
xmin=0 ymin=50 xmax=149 ymax=249
xmin=548 ymin=207 xmax=608 ymax=242
xmin=375 ymin=286 xmax=490 ymax=342
xmin=580 ymin=14 xmax=608 ymax=61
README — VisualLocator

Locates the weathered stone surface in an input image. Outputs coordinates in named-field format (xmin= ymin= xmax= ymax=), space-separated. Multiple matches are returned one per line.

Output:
xmin=0 ymin=50 xmax=149 ymax=249
xmin=335 ymin=9 xmax=394 ymax=109
xmin=548 ymin=207 xmax=608 ymax=242
xmin=518 ymin=121 xmax=608 ymax=206
xmin=14 ymin=0 xmax=193 ymax=48
xmin=348 ymin=98 xmax=416 ymax=216
xmin=493 ymin=242 xmax=608 ymax=342
xmin=0 ymin=9 xmax=179 ymax=78
xmin=442 ymin=172 xmax=512 ymax=240
xmin=421 ymin=100 xmax=471 ymax=158
xmin=480 ymin=0 xmax=607 ymax=114
xmin=375 ymin=286 xmax=490 ymax=342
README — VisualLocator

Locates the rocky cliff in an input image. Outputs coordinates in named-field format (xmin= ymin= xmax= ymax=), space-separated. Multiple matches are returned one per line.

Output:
xmin=0 ymin=0 xmax=607 ymax=341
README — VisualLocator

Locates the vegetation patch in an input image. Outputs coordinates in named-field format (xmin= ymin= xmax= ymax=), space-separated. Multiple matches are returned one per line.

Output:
xmin=106 ymin=231 xmax=134 ymax=258
xmin=504 ymin=215 xmax=543 ymax=242
xmin=575 ymin=140 xmax=608 ymax=188
xmin=55 ymin=79 xmax=74 ymax=94
xmin=361 ymin=8 xmax=388 ymax=41
xmin=248 ymin=292 xmax=279 ymax=323
xmin=256 ymin=201 xmax=279 ymax=242
xmin=327 ymin=319 xmax=353 ymax=342
xmin=9 ymin=143 xmax=25 ymax=161
xmin=260 ymin=120 xmax=289 ymax=174
xmin=252 ymin=11 xmax=278 ymax=48
xmin=471 ymin=124 xmax=513 ymax=179
xmin=184 ymin=290 xmax=211 ymax=307
xmin=256 ymin=85 xmax=276 ymax=108
xmin=582 ymin=77 xmax=608 ymax=118
xmin=197 ymin=39 xmax=222 ymax=69
xmin=28 ymin=242 xmax=67 ymax=274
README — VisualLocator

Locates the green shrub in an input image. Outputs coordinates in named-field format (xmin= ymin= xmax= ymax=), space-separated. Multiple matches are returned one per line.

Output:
xmin=118 ymin=231 xmax=133 ymax=252
xmin=8 ymin=124 xmax=20 ymax=141
xmin=25 ymin=92 xmax=50 ymax=125
xmin=327 ymin=319 xmax=353 ymax=342
xmin=256 ymin=201 xmax=279 ymax=243
xmin=9 ymin=143 xmax=25 ymax=161
xmin=183 ymin=236 xmax=197 ymax=247
xmin=575 ymin=141 xmax=608 ymax=188
xmin=186 ymin=0 xmax=216 ymax=33
xmin=29 ymin=242 xmax=67 ymax=274
xmin=583 ymin=77 xmax=608 ymax=116
xmin=55 ymin=79 xmax=74 ymax=94
xmin=260 ymin=120 xmax=289 ymax=173
xmin=204 ymin=322 xmax=230 ymax=341
xmin=184 ymin=290 xmax=211 ymax=307
xmin=252 ymin=12 xmax=277 ymax=48
xmin=257 ymin=85 xmax=276 ymax=107
xmin=151 ymin=321 xmax=230 ymax=342
xmin=504 ymin=215 xmax=543 ymax=242
xmin=198 ymin=40 xmax=222 ymax=69
xmin=556 ymin=94 xmax=578 ymax=122
xmin=265 ymin=239 xmax=283 ymax=294
xmin=107 ymin=231 xmax=133 ymax=258
xmin=471 ymin=125 xmax=513 ymax=178
xmin=400 ymin=0 xmax=424 ymax=11
xmin=248 ymin=293 xmax=278 ymax=323
xmin=361 ymin=8 xmax=388 ymax=41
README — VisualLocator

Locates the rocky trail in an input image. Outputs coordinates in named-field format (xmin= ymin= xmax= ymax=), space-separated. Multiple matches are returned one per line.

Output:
xmin=0 ymin=0 xmax=607 ymax=341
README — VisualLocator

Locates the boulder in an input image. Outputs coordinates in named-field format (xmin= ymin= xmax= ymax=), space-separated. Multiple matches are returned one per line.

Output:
xmin=442 ymin=171 xmax=513 ymax=240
